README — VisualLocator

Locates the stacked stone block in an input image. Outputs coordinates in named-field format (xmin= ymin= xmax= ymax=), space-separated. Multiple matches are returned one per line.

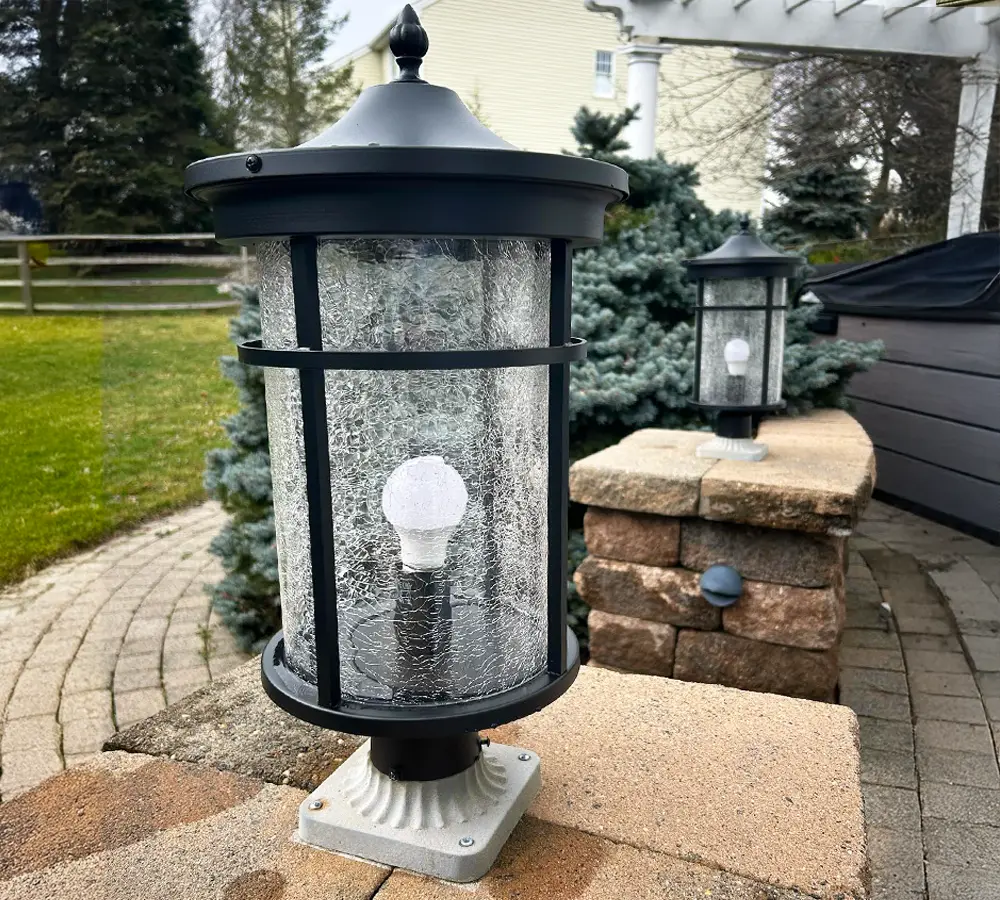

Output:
xmin=570 ymin=411 xmax=875 ymax=702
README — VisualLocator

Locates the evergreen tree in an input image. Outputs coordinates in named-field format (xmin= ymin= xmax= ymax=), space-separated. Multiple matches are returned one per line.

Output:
xmin=217 ymin=0 xmax=356 ymax=148
xmin=762 ymin=63 xmax=870 ymax=246
xmin=0 ymin=0 xmax=227 ymax=233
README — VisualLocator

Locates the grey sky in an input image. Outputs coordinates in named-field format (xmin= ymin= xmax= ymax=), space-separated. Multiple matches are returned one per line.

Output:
xmin=327 ymin=0 xmax=406 ymax=64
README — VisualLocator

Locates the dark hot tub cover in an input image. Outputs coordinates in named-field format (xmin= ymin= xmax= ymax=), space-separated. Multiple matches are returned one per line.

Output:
xmin=805 ymin=232 xmax=1000 ymax=320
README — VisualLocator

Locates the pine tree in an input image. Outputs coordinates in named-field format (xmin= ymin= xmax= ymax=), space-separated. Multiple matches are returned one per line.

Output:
xmin=0 ymin=0 xmax=227 ymax=233
xmin=762 ymin=63 xmax=870 ymax=246
xmin=218 ymin=0 xmax=356 ymax=149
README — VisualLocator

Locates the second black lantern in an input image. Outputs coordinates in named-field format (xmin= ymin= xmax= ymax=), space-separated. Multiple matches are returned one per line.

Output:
xmin=683 ymin=217 xmax=803 ymax=461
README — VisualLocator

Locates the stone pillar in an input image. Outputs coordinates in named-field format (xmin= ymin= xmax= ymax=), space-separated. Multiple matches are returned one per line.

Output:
xmin=621 ymin=42 xmax=670 ymax=159
xmin=570 ymin=411 xmax=875 ymax=703
xmin=948 ymin=59 xmax=1000 ymax=239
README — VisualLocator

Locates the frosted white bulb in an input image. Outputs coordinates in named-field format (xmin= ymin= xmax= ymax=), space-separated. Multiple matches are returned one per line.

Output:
xmin=382 ymin=455 xmax=468 ymax=571
xmin=724 ymin=338 xmax=750 ymax=377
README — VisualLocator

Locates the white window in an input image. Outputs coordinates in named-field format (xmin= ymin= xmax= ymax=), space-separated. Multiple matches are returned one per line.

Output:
xmin=594 ymin=50 xmax=614 ymax=98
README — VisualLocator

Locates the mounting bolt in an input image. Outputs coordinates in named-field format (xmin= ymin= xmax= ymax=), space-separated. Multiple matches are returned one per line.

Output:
xmin=458 ymin=837 xmax=475 ymax=848
xmin=518 ymin=753 xmax=531 ymax=762
xmin=245 ymin=154 xmax=262 ymax=173
xmin=307 ymin=799 xmax=324 ymax=811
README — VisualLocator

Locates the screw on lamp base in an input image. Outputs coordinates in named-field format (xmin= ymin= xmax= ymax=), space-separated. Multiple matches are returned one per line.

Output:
xmin=696 ymin=434 xmax=769 ymax=462
xmin=298 ymin=739 xmax=541 ymax=882
xmin=697 ymin=410 xmax=768 ymax=461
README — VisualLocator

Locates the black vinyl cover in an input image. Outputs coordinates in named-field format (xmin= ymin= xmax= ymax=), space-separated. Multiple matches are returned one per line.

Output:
xmin=805 ymin=232 xmax=1000 ymax=320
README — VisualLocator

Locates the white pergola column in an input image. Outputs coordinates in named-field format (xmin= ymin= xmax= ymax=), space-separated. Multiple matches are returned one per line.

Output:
xmin=621 ymin=42 xmax=671 ymax=159
xmin=948 ymin=59 xmax=1000 ymax=239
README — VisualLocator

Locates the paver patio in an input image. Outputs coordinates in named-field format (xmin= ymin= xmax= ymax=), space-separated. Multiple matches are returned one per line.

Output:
xmin=845 ymin=500 xmax=1000 ymax=900
xmin=0 ymin=495 xmax=998 ymax=900
xmin=0 ymin=502 xmax=246 ymax=800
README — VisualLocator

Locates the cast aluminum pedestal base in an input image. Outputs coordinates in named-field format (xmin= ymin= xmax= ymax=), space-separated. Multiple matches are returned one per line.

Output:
xmin=696 ymin=435 xmax=769 ymax=461
xmin=298 ymin=739 xmax=541 ymax=883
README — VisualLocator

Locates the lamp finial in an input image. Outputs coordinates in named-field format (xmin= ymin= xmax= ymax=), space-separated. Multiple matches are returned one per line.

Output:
xmin=390 ymin=5 xmax=429 ymax=83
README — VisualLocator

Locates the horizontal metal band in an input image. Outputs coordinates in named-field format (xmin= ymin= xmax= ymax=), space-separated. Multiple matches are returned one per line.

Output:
xmin=694 ymin=304 xmax=789 ymax=311
xmin=238 ymin=337 xmax=587 ymax=371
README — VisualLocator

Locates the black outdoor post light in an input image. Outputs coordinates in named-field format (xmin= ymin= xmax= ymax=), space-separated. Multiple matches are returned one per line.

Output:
xmin=184 ymin=4 xmax=626 ymax=883
xmin=683 ymin=217 xmax=802 ymax=461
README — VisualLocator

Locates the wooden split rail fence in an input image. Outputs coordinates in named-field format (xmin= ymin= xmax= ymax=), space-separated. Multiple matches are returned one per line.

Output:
xmin=0 ymin=233 xmax=252 ymax=314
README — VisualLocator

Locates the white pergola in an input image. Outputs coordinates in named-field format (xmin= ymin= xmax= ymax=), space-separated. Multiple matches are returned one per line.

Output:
xmin=587 ymin=0 xmax=1000 ymax=236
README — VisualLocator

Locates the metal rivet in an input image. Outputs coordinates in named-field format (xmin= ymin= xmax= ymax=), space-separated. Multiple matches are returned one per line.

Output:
xmin=458 ymin=837 xmax=475 ymax=848
xmin=518 ymin=753 xmax=531 ymax=762
xmin=308 ymin=799 xmax=324 ymax=811
xmin=245 ymin=154 xmax=262 ymax=173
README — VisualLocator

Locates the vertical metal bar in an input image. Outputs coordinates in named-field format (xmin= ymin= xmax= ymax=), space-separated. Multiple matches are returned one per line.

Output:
xmin=17 ymin=241 xmax=33 ymax=315
xmin=761 ymin=277 xmax=773 ymax=407
xmin=693 ymin=281 xmax=703 ymax=402
xmin=290 ymin=236 xmax=340 ymax=707
xmin=240 ymin=245 xmax=250 ymax=283
xmin=479 ymin=241 xmax=500 ymax=615
xmin=546 ymin=240 xmax=571 ymax=675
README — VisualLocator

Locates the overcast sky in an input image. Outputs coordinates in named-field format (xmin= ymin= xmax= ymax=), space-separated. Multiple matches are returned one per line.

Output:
xmin=327 ymin=0 xmax=405 ymax=63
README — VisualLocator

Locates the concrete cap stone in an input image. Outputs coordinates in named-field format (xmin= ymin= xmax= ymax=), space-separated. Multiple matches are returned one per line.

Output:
xmin=95 ymin=660 xmax=865 ymax=899
xmin=374 ymin=816 xmax=837 ymax=899
xmin=701 ymin=412 xmax=875 ymax=534
xmin=569 ymin=430 xmax=714 ymax=516
xmin=0 ymin=751 xmax=389 ymax=900
xmin=0 ymin=746 xmax=863 ymax=900
xmin=570 ymin=411 xmax=874 ymax=535
xmin=105 ymin=657 xmax=366 ymax=791
xmin=491 ymin=667 xmax=867 ymax=899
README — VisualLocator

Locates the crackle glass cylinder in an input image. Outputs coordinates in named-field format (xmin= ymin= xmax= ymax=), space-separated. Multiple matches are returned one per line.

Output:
xmin=697 ymin=277 xmax=786 ymax=408
xmin=256 ymin=238 xmax=551 ymax=706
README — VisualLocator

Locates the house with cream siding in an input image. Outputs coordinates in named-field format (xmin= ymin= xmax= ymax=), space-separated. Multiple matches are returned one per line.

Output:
xmin=331 ymin=0 xmax=769 ymax=214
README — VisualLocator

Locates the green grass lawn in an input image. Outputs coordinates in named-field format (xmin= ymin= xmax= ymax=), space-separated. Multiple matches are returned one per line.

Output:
xmin=0 ymin=313 xmax=237 ymax=584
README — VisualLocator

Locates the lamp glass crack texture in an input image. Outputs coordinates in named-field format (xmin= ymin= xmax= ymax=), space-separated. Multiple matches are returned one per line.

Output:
xmin=183 ymin=3 xmax=627 ymax=883
xmin=683 ymin=216 xmax=803 ymax=462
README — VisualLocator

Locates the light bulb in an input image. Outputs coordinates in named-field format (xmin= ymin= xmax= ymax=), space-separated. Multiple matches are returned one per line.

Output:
xmin=724 ymin=338 xmax=750 ymax=377
xmin=382 ymin=456 xmax=468 ymax=571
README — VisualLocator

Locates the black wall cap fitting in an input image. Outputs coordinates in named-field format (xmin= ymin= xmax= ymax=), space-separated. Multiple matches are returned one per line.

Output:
xmin=700 ymin=565 xmax=743 ymax=609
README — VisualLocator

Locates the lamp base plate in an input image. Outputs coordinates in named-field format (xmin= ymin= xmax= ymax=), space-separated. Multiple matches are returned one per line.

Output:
xmin=696 ymin=435 xmax=769 ymax=461
xmin=297 ymin=739 xmax=541 ymax=883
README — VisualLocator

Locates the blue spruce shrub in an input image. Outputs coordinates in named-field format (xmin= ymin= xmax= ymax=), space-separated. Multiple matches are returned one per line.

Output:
xmin=204 ymin=284 xmax=281 ymax=652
